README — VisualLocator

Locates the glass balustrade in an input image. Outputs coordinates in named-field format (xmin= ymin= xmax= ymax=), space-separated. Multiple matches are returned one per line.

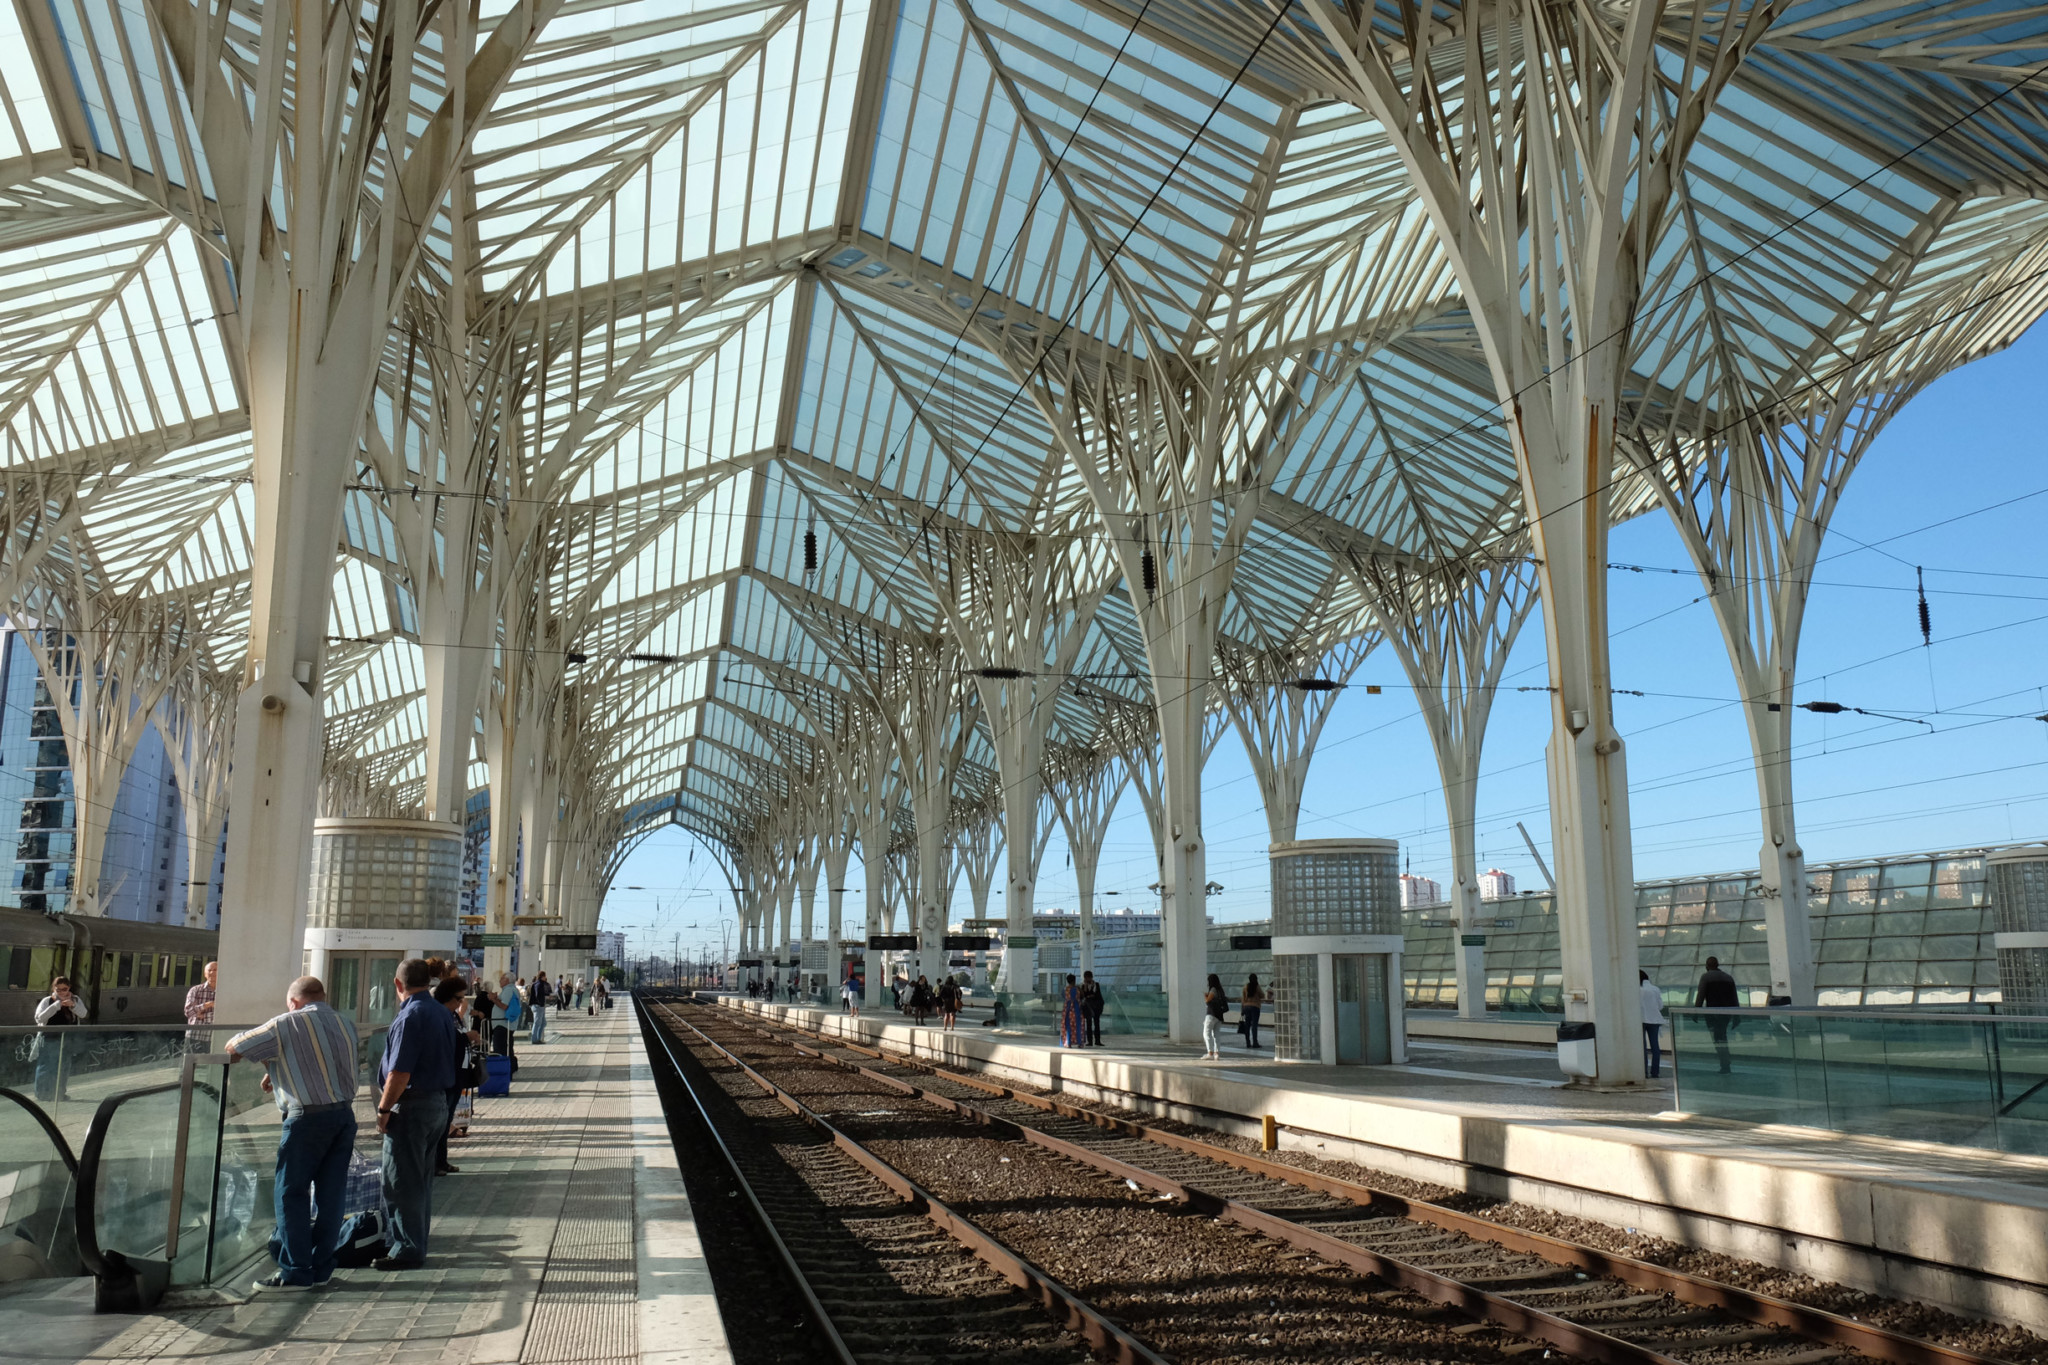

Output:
xmin=201 ymin=1059 xmax=280 ymax=1280
xmin=0 ymin=1025 xmax=234 ymax=1146
xmin=1671 ymin=1008 xmax=2048 ymax=1154
xmin=0 ymin=1087 xmax=80 ymax=1280
xmin=0 ymin=1022 xmax=378 ymax=1305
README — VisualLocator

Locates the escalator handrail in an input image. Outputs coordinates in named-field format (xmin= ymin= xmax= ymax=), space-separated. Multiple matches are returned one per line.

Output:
xmin=73 ymin=1080 xmax=183 ymax=1281
xmin=0 ymin=1085 xmax=78 ymax=1174
xmin=73 ymin=1071 xmax=222 ymax=1282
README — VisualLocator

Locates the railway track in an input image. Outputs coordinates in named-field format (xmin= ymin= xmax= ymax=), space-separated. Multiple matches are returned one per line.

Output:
xmin=637 ymin=999 xmax=1157 ymax=1365
xmin=676 ymin=997 xmax=2018 ymax=1365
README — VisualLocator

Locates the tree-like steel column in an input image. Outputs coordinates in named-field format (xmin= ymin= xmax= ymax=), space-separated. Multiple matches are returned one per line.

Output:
xmin=1047 ymin=743 xmax=1131 ymax=975
xmin=1349 ymin=554 xmax=1539 ymax=1019
xmin=1219 ymin=631 xmax=1375 ymax=847
xmin=1295 ymin=0 xmax=1778 ymax=1081
xmin=148 ymin=0 xmax=555 ymax=1025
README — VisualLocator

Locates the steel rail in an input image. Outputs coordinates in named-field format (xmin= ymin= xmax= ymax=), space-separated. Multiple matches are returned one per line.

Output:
xmin=691 ymin=1005 xmax=1686 ymax=1365
xmin=647 ymin=1002 xmax=1173 ymax=1365
xmin=716 ymin=1000 xmax=2021 ymax=1365
xmin=635 ymin=1003 xmax=859 ymax=1365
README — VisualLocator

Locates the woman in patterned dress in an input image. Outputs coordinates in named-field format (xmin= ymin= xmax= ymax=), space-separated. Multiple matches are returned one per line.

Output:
xmin=1057 ymin=974 xmax=1084 ymax=1047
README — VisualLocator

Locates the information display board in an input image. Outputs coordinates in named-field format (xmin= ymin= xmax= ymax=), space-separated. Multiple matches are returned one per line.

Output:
xmin=546 ymin=933 xmax=598 ymax=951
xmin=867 ymin=934 xmax=918 ymax=950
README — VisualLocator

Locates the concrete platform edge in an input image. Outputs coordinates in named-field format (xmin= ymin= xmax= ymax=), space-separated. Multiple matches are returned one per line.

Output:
xmin=631 ymin=1001 xmax=734 ymax=1365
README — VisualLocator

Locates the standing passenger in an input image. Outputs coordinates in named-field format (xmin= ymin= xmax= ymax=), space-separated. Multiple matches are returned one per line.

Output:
xmin=1240 ymin=974 xmax=1265 ymax=1050
xmin=373 ymin=959 xmax=462 ymax=1269
xmin=33 ymin=975 xmax=87 ymax=1100
xmin=226 ymin=976 xmax=358 ymax=1291
xmin=185 ymin=960 xmax=218 ymax=1026
xmin=1079 ymin=971 xmax=1104 ymax=1047
xmin=1201 ymin=974 xmax=1227 ymax=1059
xmin=498 ymin=975 xmax=524 ymax=1072
xmin=1057 ymin=974 xmax=1083 ymax=1048
xmin=432 ymin=977 xmax=470 ymax=1175
xmin=938 ymin=976 xmax=961 ymax=1029
xmin=1694 ymin=956 xmax=1740 ymax=1074
xmin=1639 ymin=971 xmax=1667 ymax=1079
xmin=842 ymin=971 xmax=861 ymax=1018
xmin=528 ymin=971 xmax=552 ymax=1044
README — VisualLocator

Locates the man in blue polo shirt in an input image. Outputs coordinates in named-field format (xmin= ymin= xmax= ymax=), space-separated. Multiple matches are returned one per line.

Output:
xmin=373 ymin=957 xmax=462 ymax=1269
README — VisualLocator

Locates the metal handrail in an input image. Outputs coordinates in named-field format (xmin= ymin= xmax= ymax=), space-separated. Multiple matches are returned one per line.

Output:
xmin=1668 ymin=1006 xmax=2048 ymax=1024
xmin=74 ymin=1080 xmax=183 ymax=1291
xmin=0 ymin=1085 xmax=78 ymax=1174
xmin=74 ymin=1061 xmax=227 ymax=1311
xmin=0 ymin=1023 xmax=259 ymax=1033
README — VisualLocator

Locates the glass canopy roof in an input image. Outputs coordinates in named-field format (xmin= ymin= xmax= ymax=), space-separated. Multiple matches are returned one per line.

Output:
xmin=4 ymin=0 xmax=2047 ymax=889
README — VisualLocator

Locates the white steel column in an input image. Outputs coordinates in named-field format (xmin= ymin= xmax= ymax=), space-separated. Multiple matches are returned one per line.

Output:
xmin=1354 ymin=556 xmax=1540 ymax=1020
xmin=1298 ymin=0 xmax=1778 ymax=1082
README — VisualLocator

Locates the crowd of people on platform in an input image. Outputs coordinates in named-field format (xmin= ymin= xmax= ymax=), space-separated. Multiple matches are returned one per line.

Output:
xmin=30 ymin=952 xmax=615 ymax=1292
xmin=727 ymin=951 xmax=1741 ymax=1078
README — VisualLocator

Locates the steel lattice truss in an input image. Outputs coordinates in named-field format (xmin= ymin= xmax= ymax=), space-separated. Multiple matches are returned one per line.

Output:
xmin=3 ymin=0 xmax=2047 ymax=918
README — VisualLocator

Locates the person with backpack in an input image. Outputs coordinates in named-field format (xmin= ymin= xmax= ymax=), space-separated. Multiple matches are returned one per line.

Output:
xmin=495 ymin=974 xmax=524 ymax=1070
xmin=909 ymin=975 xmax=934 ymax=1025
xmin=528 ymin=971 xmax=553 ymax=1044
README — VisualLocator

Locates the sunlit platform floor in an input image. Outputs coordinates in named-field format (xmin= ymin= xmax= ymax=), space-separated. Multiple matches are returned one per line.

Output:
xmin=2 ymin=1001 xmax=729 ymax=1365
xmin=724 ymin=995 xmax=2048 ymax=1333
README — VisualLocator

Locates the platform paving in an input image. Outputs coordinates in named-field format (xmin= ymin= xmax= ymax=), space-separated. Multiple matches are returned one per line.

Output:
xmin=1 ymin=1000 xmax=729 ymax=1365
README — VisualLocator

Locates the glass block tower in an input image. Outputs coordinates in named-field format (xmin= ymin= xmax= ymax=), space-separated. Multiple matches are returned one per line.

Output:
xmin=1270 ymin=838 xmax=1405 ymax=1065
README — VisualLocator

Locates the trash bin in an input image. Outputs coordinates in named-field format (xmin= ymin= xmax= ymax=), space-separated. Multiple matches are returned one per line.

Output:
xmin=1557 ymin=1020 xmax=1597 ymax=1079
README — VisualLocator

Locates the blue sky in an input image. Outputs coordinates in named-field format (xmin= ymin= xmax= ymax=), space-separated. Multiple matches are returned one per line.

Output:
xmin=605 ymin=323 xmax=2048 ymax=960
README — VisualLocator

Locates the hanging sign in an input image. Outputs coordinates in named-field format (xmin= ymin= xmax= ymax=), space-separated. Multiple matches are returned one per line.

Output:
xmin=477 ymin=933 xmax=518 ymax=947
xmin=867 ymin=934 xmax=918 ymax=950
xmin=1460 ymin=934 xmax=1487 ymax=947
xmin=546 ymin=933 xmax=598 ymax=951
xmin=1229 ymin=935 xmax=1272 ymax=951
xmin=941 ymin=935 xmax=993 ymax=951
xmin=961 ymin=918 xmax=1006 ymax=932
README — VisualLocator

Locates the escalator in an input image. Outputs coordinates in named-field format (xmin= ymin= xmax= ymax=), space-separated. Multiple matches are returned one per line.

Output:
xmin=0 ymin=1055 xmax=272 ymax=1312
xmin=0 ymin=1029 xmax=389 ymax=1313
xmin=0 ymin=1087 xmax=81 ymax=1284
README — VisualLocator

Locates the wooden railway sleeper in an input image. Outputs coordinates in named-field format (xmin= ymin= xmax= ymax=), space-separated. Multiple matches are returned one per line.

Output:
xmin=714 ymin=1003 xmax=2024 ymax=1365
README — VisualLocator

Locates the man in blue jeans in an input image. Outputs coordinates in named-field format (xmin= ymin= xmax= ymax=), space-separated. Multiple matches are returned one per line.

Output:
xmin=373 ymin=958 xmax=461 ymax=1269
xmin=528 ymin=970 xmax=552 ymax=1044
xmin=226 ymin=976 xmax=361 ymax=1291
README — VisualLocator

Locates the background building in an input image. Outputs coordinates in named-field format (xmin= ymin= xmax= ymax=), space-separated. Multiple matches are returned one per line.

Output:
xmin=1399 ymin=874 xmax=1443 ymax=908
xmin=0 ymin=622 xmax=220 ymax=926
xmin=1478 ymin=868 xmax=1517 ymax=900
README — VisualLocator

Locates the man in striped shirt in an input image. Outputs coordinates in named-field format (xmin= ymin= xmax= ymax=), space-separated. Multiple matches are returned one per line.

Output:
xmin=227 ymin=976 xmax=361 ymax=1291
